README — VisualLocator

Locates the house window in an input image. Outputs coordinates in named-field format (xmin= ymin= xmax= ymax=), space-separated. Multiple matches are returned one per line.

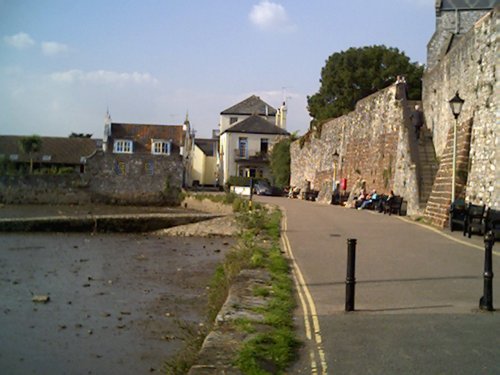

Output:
xmin=151 ymin=139 xmax=171 ymax=155
xmin=113 ymin=140 xmax=133 ymax=154
xmin=238 ymin=137 xmax=248 ymax=158
xmin=260 ymin=138 xmax=269 ymax=154
xmin=230 ymin=117 xmax=238 ymax=124
xmin=42 ymin=155 xmax=52 ymax=162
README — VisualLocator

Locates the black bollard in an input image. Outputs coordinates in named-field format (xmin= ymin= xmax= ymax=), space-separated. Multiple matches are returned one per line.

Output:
xmin=345 ymin=238 xmax=357 ymax=312
xmin=479 ymin=231 xmax=495 ymax=311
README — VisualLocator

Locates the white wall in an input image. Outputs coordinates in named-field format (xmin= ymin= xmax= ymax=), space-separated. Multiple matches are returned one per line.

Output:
xmin=220 ymin=131 xmax=283 ymax=184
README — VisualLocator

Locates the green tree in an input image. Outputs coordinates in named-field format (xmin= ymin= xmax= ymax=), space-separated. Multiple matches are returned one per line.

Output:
xmin=307 ymin=45 xmax=424 ymax=122
xmin=270 ymin=133 xmax=298 ymax=188
xmin=19 ymin=135 xmax=42 ymax=174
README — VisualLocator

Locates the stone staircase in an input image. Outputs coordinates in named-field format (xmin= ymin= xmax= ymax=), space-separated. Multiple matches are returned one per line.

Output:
xmin=417 ymin=127 xmax=439 ymax=210
xmin=424 ymin=118 xmax=473 ymax=227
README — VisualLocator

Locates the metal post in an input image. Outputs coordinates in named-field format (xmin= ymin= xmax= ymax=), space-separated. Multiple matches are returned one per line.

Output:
xmin=345 ymin=238 xmax=357 ymax=312
xmin=479 ymin=231 xmax=495 ymax=311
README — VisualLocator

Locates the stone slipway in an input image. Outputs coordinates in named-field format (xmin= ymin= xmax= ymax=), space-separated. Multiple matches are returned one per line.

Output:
xmin=0 ymin=212 xmax=222 ymax=233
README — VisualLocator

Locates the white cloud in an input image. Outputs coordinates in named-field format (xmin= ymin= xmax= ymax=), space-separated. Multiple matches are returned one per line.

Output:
xmin=41 ymin=41 xmax=69 ymax=56
xmin=249 ymin=1 xmax=295 ymax=32
xmin=3 ymin=32 xmax=35 ymax=49
xmin=401 ymin=0 xmax=434 ymax=7
xmin=50 ymin=69 xmax=159 ymax=85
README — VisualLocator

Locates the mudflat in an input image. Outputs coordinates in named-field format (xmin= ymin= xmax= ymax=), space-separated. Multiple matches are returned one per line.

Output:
xmin=0 ymin=232 xmax=232 ymax=374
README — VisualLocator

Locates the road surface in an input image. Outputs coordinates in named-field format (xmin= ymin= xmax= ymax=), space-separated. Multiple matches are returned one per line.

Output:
xmin=257 ymin=196 xmax=500 ymax=375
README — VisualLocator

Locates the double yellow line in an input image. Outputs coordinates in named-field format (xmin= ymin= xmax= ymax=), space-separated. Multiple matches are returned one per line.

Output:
xmin=281 ymin=210 xmax=329 ymax=375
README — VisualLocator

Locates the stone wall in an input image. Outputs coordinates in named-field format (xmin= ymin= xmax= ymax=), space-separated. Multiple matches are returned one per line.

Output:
xmin=427 ymin=9 xmax=491 ymax=70
xmin=290 ymin=84 xmax=421 ymax=213
xmin=423 ymin=8 xmax=498 ymax=209
xmin=85 ymin=151 xmax=184 ymax=204
xmin=0 ymin=175 xmax=91 ymax=205
xmin=0 ymin=152 xmax=184 ymax=205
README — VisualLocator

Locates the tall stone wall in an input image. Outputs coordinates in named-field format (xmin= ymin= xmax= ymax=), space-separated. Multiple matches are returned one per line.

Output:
xmin=291 ymin=84 xmax=420 ymax=212
xmin=427 ymin=9 xmax=492 ymax=70
xmin=423 ymin=8 xmax=498 ymax=209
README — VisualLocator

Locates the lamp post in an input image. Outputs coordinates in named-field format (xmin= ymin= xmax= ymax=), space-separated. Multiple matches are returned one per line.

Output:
xmin=448 ymin=92 xmax=465 ymax=202
xmin=331 ymin=150 xmax=340 ymax=205
xmin=332 ymin=149 xmax=339 ymax=183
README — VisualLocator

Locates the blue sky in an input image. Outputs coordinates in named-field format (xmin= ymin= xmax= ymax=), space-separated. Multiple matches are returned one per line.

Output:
xmin=0 ymin=0 xmax=435 ymax=138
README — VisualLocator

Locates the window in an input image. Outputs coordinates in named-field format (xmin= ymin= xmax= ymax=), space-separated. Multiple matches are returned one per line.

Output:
xmin=260 ymin=138 xmax=269 ymax=154
xmin=151 ymin=139 xmax=171 ymax=155
xmin=42 ymin=155 xmax=52 ymax=162
xmin=113 ymin=140 xmax=133 ymax=153
xmin=230 ymin=117 xmax=238 ymax=124
xmin=238 ymin=137 xmax=248 ymax=158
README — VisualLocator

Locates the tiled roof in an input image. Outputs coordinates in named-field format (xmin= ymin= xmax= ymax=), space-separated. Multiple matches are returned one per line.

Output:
xmin=221 ymin=115 xmax=289 ymax=135
xmin=221 ymin=95 xmax=277 ymax=116
xmin=439 ymin=0 xmax=497 ymax=10
xmin=110 ymin=123 xmax=184 ymax=153
xmin=0 ymin=136 xmax=98 ymax=164
xmin=195 ymin=138 xmax=217 ymax=156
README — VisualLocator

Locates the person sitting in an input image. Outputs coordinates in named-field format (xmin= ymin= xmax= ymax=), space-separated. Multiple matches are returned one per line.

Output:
xmin=358 ymin=190 xmax=378 ymax=210
xmin=354 ymin=189 xmax=367 ymax=208
xmin=380 ymin=190 xmax=395 ymax=212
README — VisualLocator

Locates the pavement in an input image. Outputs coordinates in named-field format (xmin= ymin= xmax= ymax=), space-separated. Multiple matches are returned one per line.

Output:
xmin=256 ymin=196 xmax=500 ymax=375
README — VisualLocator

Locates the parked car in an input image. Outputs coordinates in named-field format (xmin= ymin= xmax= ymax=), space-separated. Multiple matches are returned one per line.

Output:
xmin=254 ymin=180 xmax=273 ymax=195
xmin=253 ymin=180 xmax=283 ymax=196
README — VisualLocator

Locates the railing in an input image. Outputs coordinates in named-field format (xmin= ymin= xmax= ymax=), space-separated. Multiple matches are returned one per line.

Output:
xmin=233 ymin=149 xmax=268 ymax=160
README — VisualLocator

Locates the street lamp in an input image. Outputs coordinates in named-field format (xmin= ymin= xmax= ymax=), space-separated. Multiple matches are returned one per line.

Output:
xmin=332 ymin=149 xmax=340 ymax=182
xmin=448 ymin=91 xmax=464 ymax=202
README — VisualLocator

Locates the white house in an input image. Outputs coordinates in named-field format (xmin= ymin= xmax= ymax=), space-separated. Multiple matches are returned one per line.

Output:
xmin=191 ymin=137 xmax=219 ymax=186
xmin=219 ymin=95 xmax=289 ymax=184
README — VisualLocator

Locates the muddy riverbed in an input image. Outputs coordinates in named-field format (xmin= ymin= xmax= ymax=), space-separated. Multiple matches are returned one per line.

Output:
xmin=0 ymin=232 xmax=232 ymax=374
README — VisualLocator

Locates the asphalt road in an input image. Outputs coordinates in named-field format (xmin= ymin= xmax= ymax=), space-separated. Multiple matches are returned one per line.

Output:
xmin=257 ymin=196 xmax=500 ymax=375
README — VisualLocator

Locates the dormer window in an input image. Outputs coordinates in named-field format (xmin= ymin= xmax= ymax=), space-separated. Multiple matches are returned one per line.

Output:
xmin=151 ymin=139 xmax=171 ymax=155
xmin=113 ymin=140 xmax=133 ymax=153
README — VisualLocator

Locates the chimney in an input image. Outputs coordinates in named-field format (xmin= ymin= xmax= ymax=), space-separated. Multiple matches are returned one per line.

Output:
xmin=279 ymin=101 xmax=287 ymax=129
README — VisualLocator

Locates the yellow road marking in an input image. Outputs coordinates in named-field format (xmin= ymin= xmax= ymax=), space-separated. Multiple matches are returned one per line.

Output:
xmin=282 ymin=211 xmax=329 ymax=375
xmin=395 ymin=216 xmax=500 ymax=256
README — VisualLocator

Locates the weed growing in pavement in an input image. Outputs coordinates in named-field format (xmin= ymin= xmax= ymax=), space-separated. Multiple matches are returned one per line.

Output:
xmin=232 ymin=205 xmax=298 ymax=374
xmin=162 ymin=320 xmax=208 ymax=375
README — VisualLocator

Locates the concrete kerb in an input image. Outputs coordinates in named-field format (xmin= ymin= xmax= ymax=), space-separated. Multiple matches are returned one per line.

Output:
xmin=188 ymin=200 xmax=288 ymax=374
